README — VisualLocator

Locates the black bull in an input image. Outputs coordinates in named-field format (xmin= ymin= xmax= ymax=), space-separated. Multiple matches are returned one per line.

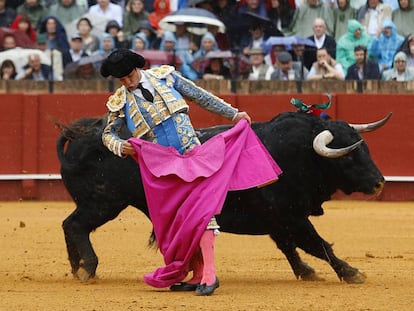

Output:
xmin=57 ymin=111 xmax=389 ymax=284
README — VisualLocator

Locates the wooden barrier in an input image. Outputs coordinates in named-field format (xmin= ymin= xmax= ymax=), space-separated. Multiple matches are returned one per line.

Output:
xmin=0 ymin=88 xmax=413 ymax=201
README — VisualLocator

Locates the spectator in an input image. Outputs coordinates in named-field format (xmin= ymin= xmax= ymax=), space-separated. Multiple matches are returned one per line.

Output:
xmin=16 ymin=0 xmax=48 ymax=31
xmin=92 ymin=32 xmax=116 ymax=61
xmin=1 ymin=33 xmax=17 ymax=50
xmin=397 ymin=33 xmax=414 ymax=68
xmin=345 ymin=44 xmax=380 ymax=79
xmin=159 ymin=30 xmax=197 ymax=80
xmin=238 ymin=0 xmax=269 ymax=19
xmin=105 ymin=19 xmax=129 ymax=49
xmin=192 ymin=32 xmax=220 ymax=77
xmin=271 ymin=50 xmax=309 ymax=80
xmin=368 ymin=18 xmax=404 ymax=72
xmin=135 ymin=20 xmax=157 ymax=49
xmin=0 ymin=0 xmax=16 ymax=27
xmin=122 ymin=0 xmax=149 ymax=40
xmin=307 ymin=47 xmax=345 ymax=79
xmin=35 ymin=33 xmax=64 ymax=80
xmin=38 ymin=16 xmax=71 ymax=54
xmin=303 ymin=18 xmax=337 ymax=70
xmin=240 ymin=21 xmax=268 ymax=56
xmin=15 ymin=53 xmax=55 ymax=80
xmin=131 ymin=31 xmax=149 ymax=52
xmin=264 ymin=43 xmax=287 ymax=66
xmin=88 ymin=0 xmax=123 ymax=27
xmin=174 ymin=22 xmax=200 ymax=54
xmin=382 ymin=51 xmax=414 ymax=80
xmin=0 ymin=59 xmax=17 ymax=80
xmin=76 ymin=17 xmax=99 ymax=55
xmin=62 ymin=33 xmax=89 ymax=68
xmin=248 ymin=46 xmax=275 ymax=80
xmin=9 ymin=14 xmax=37 ymax=43
xmin=213 ymin=0 xmax=240 ymax=50
xmin=202 ymin=52 xmax=232 ymax=80
xmin=392 ymin=0 xmax=414 ymax=38
xmin=336 ymin=19 xmax=371 ymax=73
xmin=49 ymin=0 xmax=87 ymax=27
xmin=207 ymin=24 xmax=229 ymax=51
xmin=287 ymin=0 xmax=334 ymax=38
xmin=266 ymin=0 xmax=294 ymax=35
xmin=333 ymin=0 xmax=357 ymax=41
xmin=147 ymin=0 xmax=171 ymax=30
xmin=357 ymin=0 xmax=392 ymax=38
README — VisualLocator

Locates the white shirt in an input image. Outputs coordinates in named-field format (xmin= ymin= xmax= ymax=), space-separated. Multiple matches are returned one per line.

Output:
xmin=88 ymin=3 xmax=124 ymax=27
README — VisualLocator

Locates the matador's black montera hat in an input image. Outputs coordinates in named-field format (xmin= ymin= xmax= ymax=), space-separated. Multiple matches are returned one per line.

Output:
xmin=100 ymin=48 xmax=146 ymax=78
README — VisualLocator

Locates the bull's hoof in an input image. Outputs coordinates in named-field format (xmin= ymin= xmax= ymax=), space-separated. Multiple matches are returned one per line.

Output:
xmin=300 ymin=272 xmax=325 ymax=281
xmin=76 ymin=267 xmax=94 ymax=283
xmin=342 ymin=271 xmax=367 ymax=284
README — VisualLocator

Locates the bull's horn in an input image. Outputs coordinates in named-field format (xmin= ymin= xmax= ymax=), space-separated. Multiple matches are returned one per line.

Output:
xmin=349 ymin=112 xmax=392 ymax=133
xmin=313 ymin=130 xmax=363 ymax=158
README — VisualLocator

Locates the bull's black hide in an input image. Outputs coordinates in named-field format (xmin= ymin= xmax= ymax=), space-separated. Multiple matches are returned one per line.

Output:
xmin=57 ymin=112 xmax=385 ymax=284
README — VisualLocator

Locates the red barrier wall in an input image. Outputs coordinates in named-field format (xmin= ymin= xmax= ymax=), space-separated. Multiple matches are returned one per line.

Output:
xmin=1 ymin=93 xmax=413 ymax=201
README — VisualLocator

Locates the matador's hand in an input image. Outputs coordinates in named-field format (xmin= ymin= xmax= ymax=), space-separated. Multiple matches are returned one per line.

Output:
xmin=121 ymin=141 xmax=136 ymax=156
xmin=233 ymin=111 xmax=252 ymax=125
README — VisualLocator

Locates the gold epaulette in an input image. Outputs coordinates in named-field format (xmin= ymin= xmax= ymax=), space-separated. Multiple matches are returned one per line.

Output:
xmin=146 ymin=65 xmax=175 ymax=79
xmin=106 ymin=86 xmax=126 ymax=112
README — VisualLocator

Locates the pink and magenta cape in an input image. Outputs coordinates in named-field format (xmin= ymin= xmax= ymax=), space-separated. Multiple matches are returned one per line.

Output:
xmin=128 ymin=119 xmax=282 ymax=288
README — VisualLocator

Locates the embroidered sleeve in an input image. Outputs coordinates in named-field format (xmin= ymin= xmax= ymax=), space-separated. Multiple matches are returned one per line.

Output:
xmin=102 ymin=111 xmax=127 ymax=157
xmin=171 ymin=71 xmax=238 ymax=120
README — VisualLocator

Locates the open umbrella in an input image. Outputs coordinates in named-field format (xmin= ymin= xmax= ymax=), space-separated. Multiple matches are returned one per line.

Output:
xmin=263 ymin=35 xmax=316 ymax=53
xmin=0 ymin=48 xmax=50 ymax=70
xmin=159 ymin=8 xmax=226 ymax=35
xmin=0 ymin=27 xmax=36 ymax=49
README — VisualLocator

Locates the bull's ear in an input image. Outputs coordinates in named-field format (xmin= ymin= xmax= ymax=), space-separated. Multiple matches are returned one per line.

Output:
xmin=348 ymin=112 xmax=392 ymax=133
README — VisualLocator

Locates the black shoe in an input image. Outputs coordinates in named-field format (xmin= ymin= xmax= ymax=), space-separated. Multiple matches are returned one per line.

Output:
xmin=195 ymin=277 xmax=219 ymax=296
xmin=170 ymin=282 xmax=199 ymax=291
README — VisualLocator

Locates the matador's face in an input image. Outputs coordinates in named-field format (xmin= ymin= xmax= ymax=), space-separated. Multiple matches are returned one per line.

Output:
xmin=119 ymin=69 xmax=142 ymax=92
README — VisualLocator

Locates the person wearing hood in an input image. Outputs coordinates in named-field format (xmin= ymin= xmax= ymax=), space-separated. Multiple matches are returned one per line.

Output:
xmin=148 ymin=0 xmax=171 ymax=30
xmin=9 ymin=13 xmax=37 ymax=43
xmin=159 ymin=30 xmax=198 ymax=80
xmin=336 ymin=19 xmax=371 ymax=73
xmin=333 ymin=0 xmax=357 ymax=41
xmin=16 ymin=0 xmax=48 ymax=31
xmin=286 ymin=0 xmax=334 ymax=37
xmin=392 ymin=0 xmax=414 ymax=37
xmin=123 ymin=0 xmax=149 ymax=40
xmin=357 ymin=0 xmax=392 ymax=38
xmin=38 ymin=15 xmax=70 ymax=54
xmin=368 ymin=18 xmax=404 ymax=71
xmin=105 ymin=19 xmax=129 ymax=49
xmin=191 ymin=32 xmax=220 ymax=78
xmin=381 ymin=50 xmax=414 ymax=80
xmin=131 ymin=31 xmax=149 ymax=52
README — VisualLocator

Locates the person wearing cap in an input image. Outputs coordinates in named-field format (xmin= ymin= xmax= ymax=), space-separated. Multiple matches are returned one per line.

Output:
xmin=100 ymin=48 xmax=253 ymax=296
xmin=248 ymin=46 xmax=274 ymax=80
xmin=381 ymin=51 xmax=414 ymax=80
xmin=307 ymin=47 xmax=345 ymax=80
xmin=62 ymin=33 xmax=89 ymax=68
xmin=271 ymin=50 xmax=309 ymax=80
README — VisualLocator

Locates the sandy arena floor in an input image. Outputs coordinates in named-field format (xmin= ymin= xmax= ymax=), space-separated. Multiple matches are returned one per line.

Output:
xmin=0 ymin=200 xmax=413 ymax=311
